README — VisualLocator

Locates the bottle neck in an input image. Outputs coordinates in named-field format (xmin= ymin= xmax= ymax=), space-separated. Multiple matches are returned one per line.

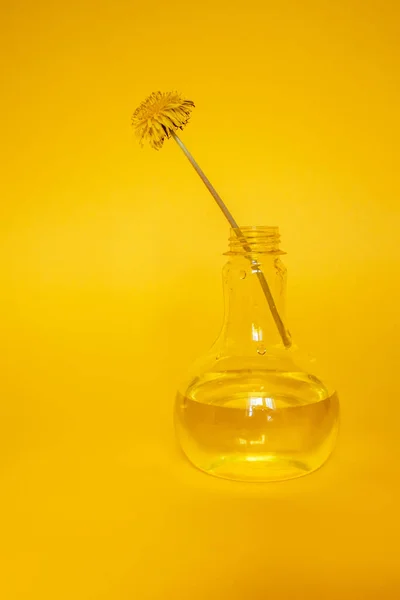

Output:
xmin=219 ymin=227 xmax=289 ymax=354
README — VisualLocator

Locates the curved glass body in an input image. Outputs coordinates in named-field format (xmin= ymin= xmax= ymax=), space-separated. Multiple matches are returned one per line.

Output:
xmin=174 ymin=227 xmax=339 ymax=482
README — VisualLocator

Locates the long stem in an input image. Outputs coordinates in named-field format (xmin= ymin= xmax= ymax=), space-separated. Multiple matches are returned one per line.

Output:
xmin=171 ymin=132 xmax=292 ymax=348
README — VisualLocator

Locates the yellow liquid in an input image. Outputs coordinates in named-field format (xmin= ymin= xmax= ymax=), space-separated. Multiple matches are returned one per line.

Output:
xmin=175 ymin=370 xmax=339 ymax=482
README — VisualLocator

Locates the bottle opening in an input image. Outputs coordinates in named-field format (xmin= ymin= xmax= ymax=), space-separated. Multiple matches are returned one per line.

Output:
xmin=225 ymin=226 xmax=285 ymax=255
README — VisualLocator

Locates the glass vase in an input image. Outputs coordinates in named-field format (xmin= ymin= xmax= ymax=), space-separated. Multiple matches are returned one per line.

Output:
xmin=174 ymin=226 xmax=339 ymax=482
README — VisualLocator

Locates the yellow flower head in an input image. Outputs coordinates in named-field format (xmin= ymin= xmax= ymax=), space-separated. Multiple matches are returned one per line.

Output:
xmin=131 ymin=91 xmax=195 ymax=150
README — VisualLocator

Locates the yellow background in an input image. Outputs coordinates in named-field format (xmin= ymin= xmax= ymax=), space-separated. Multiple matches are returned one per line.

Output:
xmin=1 ymin=0 xmax=399 ymax=597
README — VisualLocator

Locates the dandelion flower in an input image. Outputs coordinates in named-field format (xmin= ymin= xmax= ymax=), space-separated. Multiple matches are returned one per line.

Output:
xmin=131 ymin=91 xmax=195 ymax=150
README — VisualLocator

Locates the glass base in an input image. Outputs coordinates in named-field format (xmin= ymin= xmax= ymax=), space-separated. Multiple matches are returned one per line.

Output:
xmin=183 ymin=451 xmax=334 ymax=483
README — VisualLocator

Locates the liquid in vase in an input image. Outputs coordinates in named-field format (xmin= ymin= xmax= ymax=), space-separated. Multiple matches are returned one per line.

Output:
xmin=175 ymin=369 xmax=339 ymax=482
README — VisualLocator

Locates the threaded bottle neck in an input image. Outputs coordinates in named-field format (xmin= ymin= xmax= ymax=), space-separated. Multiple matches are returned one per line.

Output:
xmin=225 ymin=226 xmax=285 ymax=256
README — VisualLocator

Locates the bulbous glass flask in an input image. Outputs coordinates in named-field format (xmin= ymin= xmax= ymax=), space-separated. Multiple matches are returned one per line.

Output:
xmin=174 ymin=226 xmax=339 ymax=482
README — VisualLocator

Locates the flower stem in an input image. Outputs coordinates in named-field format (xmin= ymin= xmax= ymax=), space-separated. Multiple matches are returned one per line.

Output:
xmin=171 ymin=132 xmax=292 ymax=348
xmin=172 ymin=132 xmax=239 ymax=228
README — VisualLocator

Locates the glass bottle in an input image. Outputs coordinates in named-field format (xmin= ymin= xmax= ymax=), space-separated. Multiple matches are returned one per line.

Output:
xmin=174 ymin=226 xmax=339 ymax=482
